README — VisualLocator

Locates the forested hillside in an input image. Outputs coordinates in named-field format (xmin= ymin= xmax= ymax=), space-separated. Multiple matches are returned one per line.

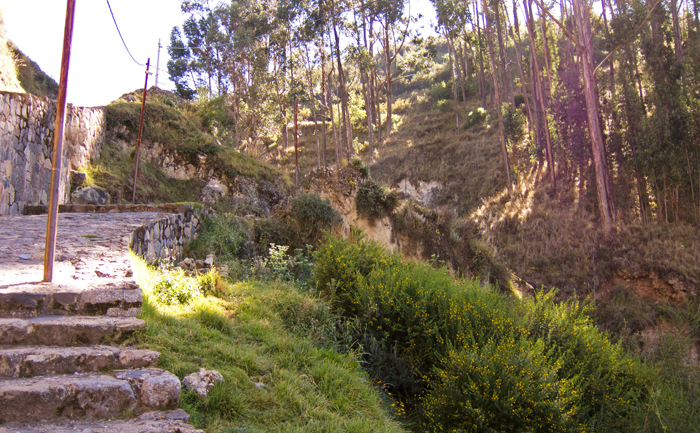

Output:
xmin=167 ymin=0 xmax=699 ymax=230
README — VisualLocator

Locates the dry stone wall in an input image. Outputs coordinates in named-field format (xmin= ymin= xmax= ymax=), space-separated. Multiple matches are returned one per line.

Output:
xmin=0 ymin=91 xmax=105 ymax=215
xmin=129 ymin=205 xmax=210 ymax=263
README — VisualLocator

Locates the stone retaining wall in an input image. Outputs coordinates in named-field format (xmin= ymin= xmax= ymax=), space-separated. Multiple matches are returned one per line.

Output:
xmin=129 ymin=205 xmax=210 ymax=263
xmin=0 ymin=91 xmax=106 ymax=215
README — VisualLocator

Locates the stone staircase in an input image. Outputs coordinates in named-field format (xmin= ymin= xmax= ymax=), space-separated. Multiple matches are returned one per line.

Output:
xmin=0 ymin=212 xmax=203 ymax=433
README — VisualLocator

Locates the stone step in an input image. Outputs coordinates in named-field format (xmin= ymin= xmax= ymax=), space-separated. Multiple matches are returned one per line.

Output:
xmin=0 ymin=346 xmax=159 ymax=378
xmin=0 ymin=369 xmax=181 ymax=423
xmin=0 ymin=316 xmax=144 ymax=347
xmin=0 ymin=282 xmax=142 ymax=318
xmin=0 ymin=410 xmax=203 ymax=433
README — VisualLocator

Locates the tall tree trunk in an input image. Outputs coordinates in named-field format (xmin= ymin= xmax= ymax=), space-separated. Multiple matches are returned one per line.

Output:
xmin=333 ymin=20 xmax=353 ymax=157
xmin=360 ymin=6 xmax=375 ymax=163
xmin=447 ymin=36 xmax=461 ymax=128
xmin=475 ymin=1 xmax=488 ymax=107
xmin=384 ymin=21 xmax=394 ymax=136
xmin=538 ymin=3 xmax=554 ymax=96
xmin=511 ymin=0 xmax=535 ymax=139
xmin=484 ymin=0 xmax=512 ymax=189
xmin=320 ymin=40 xmax=328 ymax=167
xmin=573 ymin=0 xmax=613 ymax=232
xmin=525 ymin=0 xmax=556 ymax=190
xmin=328 ymin=33 xmax=341 ymax=165
xmin=494 ymin=0 xmax=513 ymax=104
xmin=305 ymin=45 xmax=321 ymax=169
xmin=457 ymin=40 xmax=468 ymax=106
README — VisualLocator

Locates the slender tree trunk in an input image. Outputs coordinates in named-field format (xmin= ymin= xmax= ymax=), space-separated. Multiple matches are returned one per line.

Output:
xmin=328 ymin=33 xmax=341 ymax=165
xmin=457 ymin=40 xmax=468 ymax=106
xmin=475 ymin=1 xmax=488 ymax=107
xmin=573 ymin=0 xmax=613 ymax=232
xmin=538 ymin=3 xmax=554 ymax=96
xmin=484 ymin=0 xmax=512 ymax=190
xmin=362 ymin=8 xmax=375 ymax=162
xmin=494 ymin=0 xmax=513 ymax=104
xmin=320 ymin=40 xmax=328 ymax=167
xmin=447 ymin=36 xmax=461 ymax=128
xmin=305 ymin=45 xmax=321 ymax=169
xmin=384 ymin=21 xmax=394 ymax=136
xmin=333 ymin=20 xmax=353 ymax=157
xmin=511 ymin=0 xmax=535 ymax=140
xmin=525 ymin=0 xmax=556 ymax=190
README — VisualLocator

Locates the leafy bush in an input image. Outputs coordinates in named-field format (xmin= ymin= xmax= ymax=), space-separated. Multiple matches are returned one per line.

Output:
xmin=151 ymin=268 xmax=200 ymax=305
xmin=465 ymin=107 xmax=489 ymax=128
xmin=350 ymin=157 xmax=370 ymax=177
xmin=313 ymin=235 xmax=677 ymax=432
xmin=189 ymin=214 xmax=253 ymax=261
xmin=356 ymin=179 xmax=400 ymax=221
xmin=290 ymin=193 xmax=341 ymax=245
xmin=429 ymin=80 xmax=451 ymax=102
xmin=502 ymin=103 xmax=526 ymax=146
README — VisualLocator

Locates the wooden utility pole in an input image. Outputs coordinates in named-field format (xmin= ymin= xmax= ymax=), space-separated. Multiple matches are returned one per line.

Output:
xmin=44 ymin=0 xmax=76 ymax=283
xmin=132 ymin=58 xmax=152 ymax=204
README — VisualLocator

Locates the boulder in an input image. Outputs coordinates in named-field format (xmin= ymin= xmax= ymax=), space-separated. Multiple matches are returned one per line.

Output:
xmin=182 ymin=368 xmax=224 ymax=398
xmin=201 ymin=178 xmax=228 ymax=204
xmin=70 ymin=170 xmax=87 ymax=186
xmin=72 ymin=186 xmax=111 ymax=205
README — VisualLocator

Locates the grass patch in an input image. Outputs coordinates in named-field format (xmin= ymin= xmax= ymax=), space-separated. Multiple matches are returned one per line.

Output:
xmin=129 ymin=255 xmax=406 ymax=432
xmin=86 ymin=140 xmax=204 ymax=204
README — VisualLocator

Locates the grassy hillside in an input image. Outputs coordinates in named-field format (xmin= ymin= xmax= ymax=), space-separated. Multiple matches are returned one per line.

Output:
xmin=83 ymin=90 xmax=289 ymax=205
xmin=0 ymin=10 xmax=23 ymax=93
xmin=11 ymin=42 xmax=58 ymax=99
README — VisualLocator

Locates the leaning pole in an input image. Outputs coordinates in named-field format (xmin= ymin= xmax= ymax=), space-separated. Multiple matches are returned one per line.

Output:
xmin=44 ymin=0 xmax=76 ymax=282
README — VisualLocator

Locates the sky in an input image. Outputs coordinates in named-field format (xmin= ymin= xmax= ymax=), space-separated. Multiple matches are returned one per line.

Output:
xmin=1 ymin=0 xmax=436 ymax=108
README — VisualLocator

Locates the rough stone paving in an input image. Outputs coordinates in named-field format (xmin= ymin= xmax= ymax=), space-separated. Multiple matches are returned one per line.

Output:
xmin=0 ymin=212 xmax=203 ymax=433
xmin=0 ymin=212 xmax=169 ymax=288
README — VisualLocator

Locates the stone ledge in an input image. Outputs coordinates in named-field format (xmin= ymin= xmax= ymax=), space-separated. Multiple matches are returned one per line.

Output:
xmin=22 ymin=203 xmax=201 ymax=215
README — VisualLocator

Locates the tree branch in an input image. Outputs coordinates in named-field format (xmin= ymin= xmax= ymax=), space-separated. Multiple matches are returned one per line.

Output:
xmin=593 ymin=0 xmax=663 ymax=73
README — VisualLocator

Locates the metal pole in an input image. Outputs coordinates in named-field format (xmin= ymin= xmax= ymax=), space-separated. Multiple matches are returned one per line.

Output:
xmin=155 ymin=39 xmax=161 ymax=88
xmin=132 ymin=58 xmax=151 ymax=204
xmin=43 ymin=0 xmax=76 ymax=283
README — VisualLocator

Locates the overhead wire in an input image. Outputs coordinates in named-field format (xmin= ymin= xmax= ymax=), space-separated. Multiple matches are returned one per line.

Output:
xmin=105 ymin=0 xmax=145 ymax=67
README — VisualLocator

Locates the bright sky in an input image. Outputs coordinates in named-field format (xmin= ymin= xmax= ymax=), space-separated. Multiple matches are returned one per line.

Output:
xmin=1 ymin=0 xmax=436 ymax=108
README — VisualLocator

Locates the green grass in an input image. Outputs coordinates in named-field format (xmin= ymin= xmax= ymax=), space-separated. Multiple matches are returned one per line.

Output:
xmin=129 ymin=255 xmax=407 ymax=433
xmin=86 ymin=140 xmax=204 ymax=204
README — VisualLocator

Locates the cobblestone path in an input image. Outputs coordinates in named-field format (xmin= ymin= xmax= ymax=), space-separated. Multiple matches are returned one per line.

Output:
xmin=0 ymin=212 xmax=170 ymax=289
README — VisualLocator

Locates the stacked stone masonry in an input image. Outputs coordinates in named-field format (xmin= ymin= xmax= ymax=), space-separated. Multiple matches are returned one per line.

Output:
xmin=0 ymin=91 xmax=106 ymax=215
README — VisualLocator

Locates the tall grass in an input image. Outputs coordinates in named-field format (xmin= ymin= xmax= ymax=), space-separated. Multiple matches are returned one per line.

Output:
xmin=130 ymin=255 xmax=406 ymax=433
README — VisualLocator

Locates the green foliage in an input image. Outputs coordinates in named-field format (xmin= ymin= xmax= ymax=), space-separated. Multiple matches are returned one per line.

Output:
xmin=130 ymin=255 xmax=405 ymax=432
xmin=151 ymin=267 xmax=200 ymax=305
xmin=289 ymin=193 xmax=341 ymax=245
xmin=502 ymin=103 xmax=526 ymax=146
xmin=350 ymin=157 xmax=370 ymax=177
xmin=188 ymin=214 xmax=254 ymax=261
xmin=422 ymin=337 xmax=579 ymax=433
xmin=356 ymin=179 xmax=400 ymax=221
xmin=429 ymin=80 xmax=452 ymax=102
xmin=252 ymin=244 xmax=315 ymax=289
xmin=313 ymin=236 xmax=680 ymax=432
xmin=465 ymin=107 xmax=489 ymax=128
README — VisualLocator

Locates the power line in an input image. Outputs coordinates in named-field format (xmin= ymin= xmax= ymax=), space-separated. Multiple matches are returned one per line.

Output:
xmin=105 ymin=0 xmax=145 ymax=67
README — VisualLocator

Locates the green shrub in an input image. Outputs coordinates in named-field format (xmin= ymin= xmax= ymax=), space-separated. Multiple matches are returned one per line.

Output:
xmin=429 ymin=80 xmax=451 ymax=102
xmin=151 ymin=268 xmax=200 ymax=305
xmin=356 ymin=179 xmax=400 ymax=221
xmin=350 ymin=157 xmax=370 ymax=177
xmin=421 ymin=337 xmax=579 ymax=433
xmin=189 ymin=214 xmax=253 ymax=261
xmin=465 ymin=107 xmax=489 ymax=128
xmin=313 ymin=236 xmax=667 ymax=432
xmin=290 ymin=193 xmax=341 ymax=246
